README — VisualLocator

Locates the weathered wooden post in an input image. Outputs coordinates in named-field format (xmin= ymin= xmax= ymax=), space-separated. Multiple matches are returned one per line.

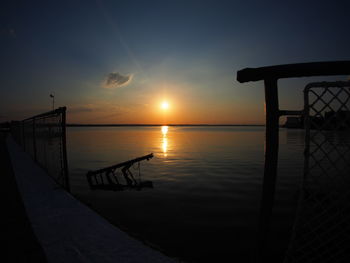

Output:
xmin=257 ymin=78 xmax=280 ymax=261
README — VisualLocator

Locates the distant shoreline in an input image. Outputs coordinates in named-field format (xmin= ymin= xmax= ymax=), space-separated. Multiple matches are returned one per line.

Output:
xmin=67 ymin=124 xmax=265 ymax=127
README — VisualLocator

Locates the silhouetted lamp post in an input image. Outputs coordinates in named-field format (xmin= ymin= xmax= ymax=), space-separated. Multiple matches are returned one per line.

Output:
xmin=50 ymin=94 xmax=55 ymax=110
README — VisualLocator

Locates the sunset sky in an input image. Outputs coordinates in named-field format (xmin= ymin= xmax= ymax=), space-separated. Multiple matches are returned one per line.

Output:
xmin=1 ymin=0 xmax=350 ymax=124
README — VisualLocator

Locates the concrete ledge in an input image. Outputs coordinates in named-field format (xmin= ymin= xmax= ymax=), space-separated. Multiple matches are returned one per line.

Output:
xmin=6 ymin=137 xmax=175 ymax=263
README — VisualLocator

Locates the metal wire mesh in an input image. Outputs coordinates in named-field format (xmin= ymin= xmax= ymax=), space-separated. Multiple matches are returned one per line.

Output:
xmin=284 ymin=81 xmax=350 ymax=262
xmin=10 ymin=107 xmax=69 ymax=191
xmin=23 ymin=119 xmax=35 ymax=157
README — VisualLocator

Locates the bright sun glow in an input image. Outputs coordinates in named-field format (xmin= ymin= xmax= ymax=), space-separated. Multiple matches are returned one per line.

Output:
xmin=161 ymin=101 xmax=169 ymax=110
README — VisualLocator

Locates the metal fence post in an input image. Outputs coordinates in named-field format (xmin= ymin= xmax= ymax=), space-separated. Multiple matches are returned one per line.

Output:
xmin=303 ymin=86 xmax=310 ymax=181
xmin=21 ymin=120 xmax=25 ymax=150
xmin=61 ymin=107 xmax=70 ymax=192
xmin=33 ymin=118 xmax=37 ymax=161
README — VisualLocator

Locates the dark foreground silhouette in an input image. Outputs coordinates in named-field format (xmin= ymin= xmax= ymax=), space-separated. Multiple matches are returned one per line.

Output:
xmin=1 ymin=132 xmax=47 ymax=262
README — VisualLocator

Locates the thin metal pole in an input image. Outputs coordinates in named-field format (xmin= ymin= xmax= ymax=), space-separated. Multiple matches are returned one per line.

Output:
xmin=21 ymin=121 xmax=25 ymax=151
xmin=61 ymin=107 xmax=70 ymax=193
xmin=303 ymin=87 xmax=310 ymax=180
xmin=33 ymin=118 xmax=37 ymax=162
xmin=255 ymin=78 xmax=280 ymax=262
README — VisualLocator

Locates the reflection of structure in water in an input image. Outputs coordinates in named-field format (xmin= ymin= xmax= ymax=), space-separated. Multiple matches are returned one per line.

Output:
xmin=86 ymin=153 xmax=154 ymax=191
xmin=283 ymin=116 xmax=304 ymax=128
xmin=284 ymin=110 xmax=350 ymax=130
xmin=324 ymin=110 xmax=350 ymax=130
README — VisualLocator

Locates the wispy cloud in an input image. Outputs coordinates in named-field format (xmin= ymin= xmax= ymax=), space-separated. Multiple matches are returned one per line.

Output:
xmin=103 ymin=72 xmax=133 ymax=89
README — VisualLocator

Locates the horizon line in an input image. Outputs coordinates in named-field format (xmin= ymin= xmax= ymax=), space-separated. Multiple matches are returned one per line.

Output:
xmin=67 ymin=123 xmax=266 ymax=127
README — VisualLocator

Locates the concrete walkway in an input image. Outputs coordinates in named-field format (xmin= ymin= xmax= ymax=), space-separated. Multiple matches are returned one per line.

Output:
xmin=1 ymin=132 xmax=47 ymax=262
xmin=6 ymin=136 xmax=176 ymax=263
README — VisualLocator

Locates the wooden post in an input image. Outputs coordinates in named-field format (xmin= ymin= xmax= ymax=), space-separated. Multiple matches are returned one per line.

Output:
xmin=255 ymin=78 xmax=279 ymax=262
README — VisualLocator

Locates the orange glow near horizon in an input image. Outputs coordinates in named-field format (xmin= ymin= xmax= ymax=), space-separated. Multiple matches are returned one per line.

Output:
xmin=64 ymin=97 xmax=265 ymax=125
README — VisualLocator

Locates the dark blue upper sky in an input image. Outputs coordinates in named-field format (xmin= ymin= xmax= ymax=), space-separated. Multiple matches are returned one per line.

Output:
xmin=1 ymin=0 xmax=350 ymax=123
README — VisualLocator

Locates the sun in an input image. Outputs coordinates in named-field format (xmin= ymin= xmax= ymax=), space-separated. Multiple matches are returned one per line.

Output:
xmin=161 ymin=101 xmax=169 ymax=110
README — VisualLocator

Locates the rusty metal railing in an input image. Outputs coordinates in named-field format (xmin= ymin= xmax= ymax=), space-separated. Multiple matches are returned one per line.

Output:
xmin=283 ymin=81 xmax=350 ymax=262
xmin=10 ymin=107 xmax=70 ymax=192
xmin=236 ymin=61 xmax=350 ymax=262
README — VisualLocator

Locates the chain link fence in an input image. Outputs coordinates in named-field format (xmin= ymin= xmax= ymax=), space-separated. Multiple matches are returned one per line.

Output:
xmin=10 ymin=107 xmax=70 ymax=192
xmin=284 ymin=81 xmax=350 ymax=262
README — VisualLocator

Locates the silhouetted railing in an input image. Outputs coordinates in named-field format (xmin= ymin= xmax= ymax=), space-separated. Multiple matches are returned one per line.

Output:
xmin=10 ymin=107 xmax=70 ymax=192
xmin=284 ymin=81 xmax=350 ymax=263
xmin=236 ymin=61 xmax=350 ymax=262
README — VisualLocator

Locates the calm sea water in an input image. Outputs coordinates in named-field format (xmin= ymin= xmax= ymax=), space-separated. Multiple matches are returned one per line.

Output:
xmin=67 ymin=126 xmax=305 ymax=262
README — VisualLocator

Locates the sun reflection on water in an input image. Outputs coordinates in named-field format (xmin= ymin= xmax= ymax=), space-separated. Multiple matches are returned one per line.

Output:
xmin=161 ymin=126 xmax=168 ymax=157
xmin=161 ymin=125 xmax=168 ymax=135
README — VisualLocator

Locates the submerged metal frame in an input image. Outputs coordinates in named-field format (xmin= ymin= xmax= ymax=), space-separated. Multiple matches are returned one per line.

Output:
xmin=86 ymin=153 xmax=154 ymax=191
xmin=236 ymin=61 xmax=350 ymax=262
